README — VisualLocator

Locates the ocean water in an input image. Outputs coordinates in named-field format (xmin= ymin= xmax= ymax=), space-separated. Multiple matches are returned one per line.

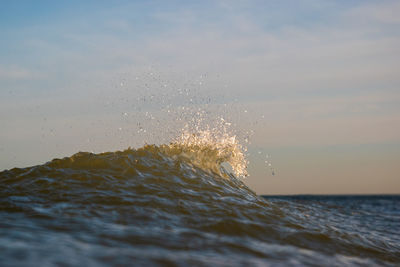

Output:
xmin=0 ymin=141 xmax=399 ymax=266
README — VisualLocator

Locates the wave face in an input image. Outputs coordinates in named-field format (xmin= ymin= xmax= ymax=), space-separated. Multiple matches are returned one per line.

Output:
xmin=1 ymin=143 xmax=399 ymax=266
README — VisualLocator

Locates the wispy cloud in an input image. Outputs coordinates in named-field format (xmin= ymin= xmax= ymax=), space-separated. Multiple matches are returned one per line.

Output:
xmin=345 ymin=1 xmax=400 ymax=25
xmin=0 ymin=65 xmax=47 ymax=81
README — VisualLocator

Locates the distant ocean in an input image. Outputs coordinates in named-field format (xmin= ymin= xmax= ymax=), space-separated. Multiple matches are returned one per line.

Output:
xmin=1 ymin=141 xmax=399 ymax=266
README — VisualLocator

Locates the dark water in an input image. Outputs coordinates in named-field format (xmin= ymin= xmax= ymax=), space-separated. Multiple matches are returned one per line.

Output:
xmin=1 ymin=145 xmax=399 ymax=266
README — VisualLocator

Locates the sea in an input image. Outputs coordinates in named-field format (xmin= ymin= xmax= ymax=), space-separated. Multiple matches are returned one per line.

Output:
xmin=0 ymin=139 xmax=399 ymax=266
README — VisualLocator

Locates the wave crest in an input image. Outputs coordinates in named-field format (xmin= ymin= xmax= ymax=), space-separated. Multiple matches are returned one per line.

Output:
xmin=163 ymin=129 xmax=248 ymax=178
xmin=38 ymin=126 xmax=248 ymax=181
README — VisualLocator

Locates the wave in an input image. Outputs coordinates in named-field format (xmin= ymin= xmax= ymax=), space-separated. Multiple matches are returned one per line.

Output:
xmin=1 ymin=138 xmax=399 ymax=266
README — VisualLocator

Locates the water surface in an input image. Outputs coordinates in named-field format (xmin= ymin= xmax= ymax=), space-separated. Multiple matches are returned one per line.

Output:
xmin=1 ymin=144 xmax=399 ymax=266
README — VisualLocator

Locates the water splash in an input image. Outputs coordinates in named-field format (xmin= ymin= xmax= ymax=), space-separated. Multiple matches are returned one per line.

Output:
xmin=170 ymin=125 xmax=248 ymax=178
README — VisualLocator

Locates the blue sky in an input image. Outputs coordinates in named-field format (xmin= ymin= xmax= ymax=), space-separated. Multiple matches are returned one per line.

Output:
xmin=1 ymin=0 xmax=399 ymax=194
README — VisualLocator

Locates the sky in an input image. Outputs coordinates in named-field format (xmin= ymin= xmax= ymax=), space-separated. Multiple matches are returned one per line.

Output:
xmin=1 ymin=0 xmax=399 ymax=194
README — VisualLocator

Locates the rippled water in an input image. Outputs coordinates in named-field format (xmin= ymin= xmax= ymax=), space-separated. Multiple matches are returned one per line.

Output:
xmin=1 ymin=144 xmax=399 ymax=266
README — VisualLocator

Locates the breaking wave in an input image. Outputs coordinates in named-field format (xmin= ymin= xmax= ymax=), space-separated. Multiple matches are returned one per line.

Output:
xmin=1 ymin=131 xmax=399 ymax=266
